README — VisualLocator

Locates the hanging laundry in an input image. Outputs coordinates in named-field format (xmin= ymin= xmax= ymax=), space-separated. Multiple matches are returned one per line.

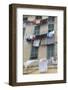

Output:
xmin=47 ymin=31 xmax=55 ymax=38
xmin=39 ymin=58 xmax=48 ymax=73
xmin=33 ymin=39 xmax=40 ymax=47
xmin=36 ymin=19 xmax=41 ymax=24
xmin=26 ymin=34 xmax=35 ymax=40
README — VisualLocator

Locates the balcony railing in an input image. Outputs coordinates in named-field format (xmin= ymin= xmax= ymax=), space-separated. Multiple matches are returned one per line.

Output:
xmin=26 ymin=31 xmax=55 ymax=42
xmin=23 ymin=18 xmax=48 ymax=25
xmin=26 ymin=33 xmax=47 ymax=42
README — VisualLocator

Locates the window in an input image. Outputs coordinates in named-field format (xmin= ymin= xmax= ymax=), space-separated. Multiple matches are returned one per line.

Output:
xmin=48 ymin=16 xmax=55 ymax=22
xmin=30 ymin=46 xmax=38 ymax=59
xmin=23 ymin=16 xmax=27 ymax=22
xmin=36 ymin=16 xmax=42 ymax=19
xmin=34 ymin=25 xmax=40 ymax=35
xmin=48 ymin=24 xmax=54 ymax=32
xmin=47 ymin=44 xmax=54 ymax=59
xmin=23 ymin=27 xmax=25 ymax=38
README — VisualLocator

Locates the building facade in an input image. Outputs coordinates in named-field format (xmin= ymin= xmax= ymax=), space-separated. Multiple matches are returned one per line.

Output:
xmin=23 ymin=15 xmax=57 ymax=64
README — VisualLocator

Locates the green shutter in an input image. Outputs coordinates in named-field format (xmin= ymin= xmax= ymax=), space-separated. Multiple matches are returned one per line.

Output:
xmin=34 ymin=25 xmax=40 ymax=35
xmin=48 ymin=24 xmax=54 ymax=32
xmin=47 ymin=44 xmax=54 ymax=59
xmin=30 ymin=46 xmax=38 ymax=59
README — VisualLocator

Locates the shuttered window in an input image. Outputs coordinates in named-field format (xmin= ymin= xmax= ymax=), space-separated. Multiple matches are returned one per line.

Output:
xmin=48 ymin=24 xmax=54 ymax=32
xmin=47 ymin=44 xmax=54 ymax=59
xmin=36 ymin=16 xmax=42 ymax=19
xmin=30 ymin=46 xmax=38 ymax=59
xmin=34 ymin=25 xmax=40 ymax=35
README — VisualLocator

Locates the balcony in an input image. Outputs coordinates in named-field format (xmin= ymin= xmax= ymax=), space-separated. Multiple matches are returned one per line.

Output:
xmin=26 ymin=33 xmax=47 ymax=42
xmin=23 ymin=18 xmax=48 ymax=25
xmin=26 ymin=31 xmax=55 ymax=42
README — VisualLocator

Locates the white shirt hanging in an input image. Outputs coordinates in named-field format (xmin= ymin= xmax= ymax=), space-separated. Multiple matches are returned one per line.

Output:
xmin=33 ymin=39 xmax=40 ymax=47
xmin=26 ymin=34 xmax=35 ymax=40
xmin=47 ymin=31 xmax=55 ymax=38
